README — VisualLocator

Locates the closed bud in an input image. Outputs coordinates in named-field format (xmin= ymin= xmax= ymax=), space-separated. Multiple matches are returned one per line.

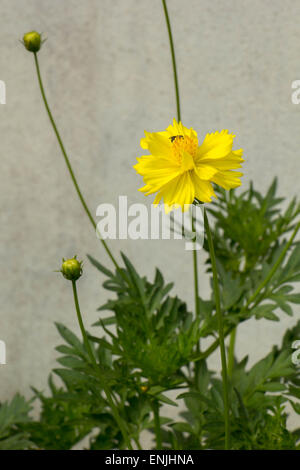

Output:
xmin=60 ymin=256 xmax=83 ymax=281
xmin=22 ymin=31 xmax=42 ymax=53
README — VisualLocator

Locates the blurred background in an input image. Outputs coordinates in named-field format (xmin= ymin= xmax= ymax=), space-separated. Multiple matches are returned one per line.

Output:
xmin=0 ymin=0 xmax=300 ymax=438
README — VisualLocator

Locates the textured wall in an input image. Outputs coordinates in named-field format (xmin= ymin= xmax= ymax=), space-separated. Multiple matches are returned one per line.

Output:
xmin=0 ymin=0 xmax=300 ymax=440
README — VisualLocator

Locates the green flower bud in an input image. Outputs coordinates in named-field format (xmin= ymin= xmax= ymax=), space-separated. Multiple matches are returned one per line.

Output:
xmin=22 ymin=31 xmax=42 ymax=53
xmin=60 ymin=256 xmax=83 ymax=281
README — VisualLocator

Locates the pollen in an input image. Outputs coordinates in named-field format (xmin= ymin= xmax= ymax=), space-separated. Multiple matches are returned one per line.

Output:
xmin=171 ymin=135 xmax=198 ymax=165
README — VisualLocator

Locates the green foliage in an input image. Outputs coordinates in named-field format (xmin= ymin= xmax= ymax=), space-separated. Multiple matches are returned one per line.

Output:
xmin=3 ymin=179 xmax=300 ymax=449
xmin=89 ymin=252 xmax=200 ymax=383
xmin=200 ymin=179 xmax=300 ymax=328
xmin=206 ymin=178 xmax=300 ymax=275
xmin=0 ymin=394 xmax=33 ymax=450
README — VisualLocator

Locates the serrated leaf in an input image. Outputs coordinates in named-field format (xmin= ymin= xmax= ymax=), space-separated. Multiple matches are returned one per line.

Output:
xmin=87 ymin=254 xmax=114 ymax=278
xmin=257 ymin=383 xmax=287 ymax=392
xmin=55 ymin=323 xmax=86 ymax=356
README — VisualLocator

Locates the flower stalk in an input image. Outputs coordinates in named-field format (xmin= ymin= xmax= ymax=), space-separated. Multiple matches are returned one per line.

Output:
xmin=204 ymin=207 xmax=230 ymax=449
xmin=161 ymin=0 xmax=181 ymax=124
xmin=32 ymin=52 xmax=120 ymax=272
xmin=161 ymin=0 xmax=201 ymax=382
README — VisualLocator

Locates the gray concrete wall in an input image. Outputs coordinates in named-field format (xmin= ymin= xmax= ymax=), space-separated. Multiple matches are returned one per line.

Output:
xmin=0 ymin=0 xmax=300 ymax=442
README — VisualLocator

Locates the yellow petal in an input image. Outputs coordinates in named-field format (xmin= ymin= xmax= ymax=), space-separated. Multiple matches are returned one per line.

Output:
xmin=159 ymin=118 xmax=198 ymax=141
xmin=194 ymin=163 xmax=218 ymax=180
xmin=211 ymin=170 xmax=243 ymax=190
xmin=140 ymin=132 xmax=172 ymax=157
xmin=200 ymin=149 xmax=244 ymax=170
xmin=154 ymin=172 xmax=195 ymax=211
xmin=134 ymin=154 xmax=181 ymax=193
xmin=197 ymin=130 xmax=235 ymax=162
xmin=190 ymin=172 xmax=216 ymax=202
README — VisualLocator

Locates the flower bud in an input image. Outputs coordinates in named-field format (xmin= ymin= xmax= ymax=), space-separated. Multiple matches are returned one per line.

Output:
xmin=60 ymin=256 xmax=83 ymax=281
xmin=22 ymin=31 xmax=42 ymax=53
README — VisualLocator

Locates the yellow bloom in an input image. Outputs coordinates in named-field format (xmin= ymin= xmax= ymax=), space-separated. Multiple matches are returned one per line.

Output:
xmin=134 ymin=119 xmax=244 ymax=212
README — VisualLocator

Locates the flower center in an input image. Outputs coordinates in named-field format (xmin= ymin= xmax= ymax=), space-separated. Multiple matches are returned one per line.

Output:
xmin=170 ymin=135 xmax=198 ymax=165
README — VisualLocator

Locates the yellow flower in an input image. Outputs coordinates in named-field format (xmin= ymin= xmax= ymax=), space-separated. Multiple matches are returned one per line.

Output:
xmin=134 ymin=119 xmax=244 ymax=212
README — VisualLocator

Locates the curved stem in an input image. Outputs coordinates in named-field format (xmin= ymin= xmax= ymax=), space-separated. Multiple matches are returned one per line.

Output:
xmin=33 ymin=52 xmax=119 ymax=271
xmin=71 ymin=281 xmax=133 ymax=450
xmin=162 ymin=0 xmax=181 ymax=122
xmin=204 ymin=208 xmax=230 ymax=450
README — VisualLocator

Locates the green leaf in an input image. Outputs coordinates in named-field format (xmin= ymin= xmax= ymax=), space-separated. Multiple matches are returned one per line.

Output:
xmin=121 ymin=252 xmax=145 ymax=301
xmin=92 ymin=316 xmax=116 ymax=327
xmin=87 ymin=254 xmax=114 ymax=278
xmin=53 ymin=368 xmax=89 ymax=388
xmin=0 ymin=394 xmax=32 ymax=436
xmin=55 ymin=323 xmax=86 ymax=357
xmin=252 ymin=304 xmax=279 ymax=321
xmin=257 ymin=383 xmax=287 ymax=392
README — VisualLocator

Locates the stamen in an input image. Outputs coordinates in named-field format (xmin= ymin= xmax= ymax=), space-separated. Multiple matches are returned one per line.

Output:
xmin=170 ymin=134 xmax=198 ymax=165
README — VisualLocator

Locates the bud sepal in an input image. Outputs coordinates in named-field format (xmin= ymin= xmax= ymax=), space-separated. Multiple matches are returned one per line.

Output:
xmin=60 ymin=256 xmax=83 ymax=281
xmin=22 ymin=31 xmax=45 ymax=53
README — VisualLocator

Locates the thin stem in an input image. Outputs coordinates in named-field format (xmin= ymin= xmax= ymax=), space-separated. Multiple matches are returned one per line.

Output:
xmin=193 ymin=252 xmax=200 ymax=320
xmin=72 ymin=281 xmax=97 ymax=366
xmin=71 ymin=280 xmax=133 ymax=450
xmin=162 ymin=0 xmax=201 ymax=388
xmin=33 ymin=52 xmax=119 ymax=271
xmin=134 ymin=437 xmax=143 ymax=450
xmin=191 ymin=211 xmax=201 ymax=386
xmin=162 ymin=0 xmax=181 ymax=122
xmin=152 ymin=401 xmax=162 ymax=450
xmin=191 ymin=212 xmax=200 ymax=322
xmin=204 ymin=208 xmax=230 ymax=450
xmin=227 ymin=327 xmax=237 ymax=379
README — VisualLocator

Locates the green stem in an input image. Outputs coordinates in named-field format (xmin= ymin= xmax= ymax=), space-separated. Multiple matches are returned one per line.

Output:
xmin=33 ymin=52 xmax=119 ymax=272
xmin=204 ymin=208 xmax=230 ymax=450
xmin=162 ymin=0 xmax=201 ymax=386
xmin=191 ymin=211 xmax=201 ymax=386
xmin=227 ymin=327 xmax=237 ymax=379
xmin=134 ymin=437 xmax=143 ymax=450
xmin=192 ymin=251 xmax=200 ymax=320
xmin=71 ymin=280 xmax=133 ymax=450
xmin=71 ymin=281 xmax=97 ymax=366
xmin=152 ymin=401 xmax=162 ymax=450
xmin=162 ymin=0 xmax=181 ymax=122
xmin=191 ymin=213 xmax=200 ymax=323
